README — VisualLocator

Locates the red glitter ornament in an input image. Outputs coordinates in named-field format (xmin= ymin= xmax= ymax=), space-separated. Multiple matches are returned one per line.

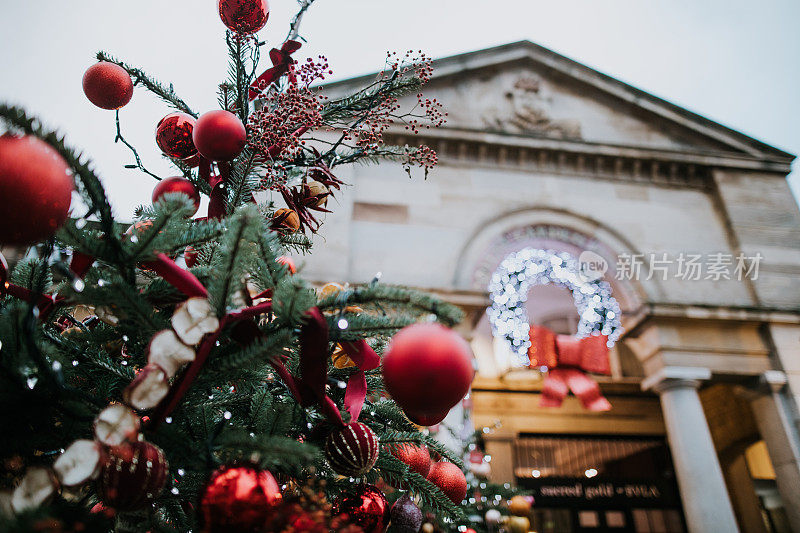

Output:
xmin=82 ymin=62 xmax=133 ymax=110
xmin=193 ymin=110 xmax=247 ymax=161
xmin=218 ymin=0 xmax=270 ymax=34
xmin=156 ymin=112 xmax=198 ymax=161
xmin=383 ymin=323 xmax=474 ymax=419
xmin=0 ymin=135 xmax=73 ymax=245
xmin=152 ymin=177 xmax=201 ymax=214
xmin=325 ymin=422 xmax=380 ymax=477
xmin=198 ymin=465 xmax=282 ymax=532
xmin=334 ymin=484 xmax=389 ymax=533
xmin=391 ymin=444 xmax=431 ymax=478
xmin=426 ymin=461 xmax=467 ymax=504
xmin=98 ymin=442 xmax=168 ymax=511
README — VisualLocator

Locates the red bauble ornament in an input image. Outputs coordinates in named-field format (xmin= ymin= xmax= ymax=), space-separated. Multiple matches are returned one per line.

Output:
xmin=383 ymin=323 xmax=474 ymax=418
xmin=98 ymin=442 xmax=168 ymax=511
xmin=325 ymin=422 xmax=380 ymax=477
xmin=152 ymin=177 xmax=201 ymax=214
xmin=82 ymin=62 xmax=133 ymax=110
xmin=277 ymin=255 xmax=296 ymax=274
xmin=156 ymin=112 xmax=198 ymax=161
xmin=335 ymin=484 xmax=390 ymax=533
xmin=184 ymin=246 xmax=199 ymax=268
xmin=0 ymin=135 xmax=73 ymax=245
xmin=406 ymin=410 xmax=448 ymax=427
xmin=426 ymin=461 xmax=467 ymax=504
xmin=218 ymin=0 xmax=270 ymax=34
xmin=198 ymin=465 xmax=281 ymax=532
xmin=391 ymin=444 xmax=431 ymax=478
xmin=193 ymin=110 xmax=247 ymax=161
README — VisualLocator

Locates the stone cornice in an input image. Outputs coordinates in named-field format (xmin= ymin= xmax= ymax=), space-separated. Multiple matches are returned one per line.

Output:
xmin=623 ymin=302 xmax=800 ymax=338
xmin=385 ymin=129 xmax=793 ymax=189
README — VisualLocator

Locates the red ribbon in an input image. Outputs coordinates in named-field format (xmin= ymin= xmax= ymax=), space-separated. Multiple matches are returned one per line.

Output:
xmin=340 ymin=339 xmax=381 ymax=422
xmin=529 ymin=325 xmax=612 ymax=411
xmin=140 ymin=253 xmax=208 ymax=299
xmin=248 ymin=40 xmax=302 ymax=100
xmin=69 ymin=252 xmax=95 ymax=279
xmin=291 ymin=308 xmax=380 ymax=426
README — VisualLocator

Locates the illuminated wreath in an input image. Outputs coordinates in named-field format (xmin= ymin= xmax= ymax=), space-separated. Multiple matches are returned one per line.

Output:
xmin=487 ymin=248 xmax=623 ymax=367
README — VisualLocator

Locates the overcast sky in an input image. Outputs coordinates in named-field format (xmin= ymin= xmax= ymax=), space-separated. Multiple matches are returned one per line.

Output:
xmin=1 ymin=0 xmax=798 ymax=218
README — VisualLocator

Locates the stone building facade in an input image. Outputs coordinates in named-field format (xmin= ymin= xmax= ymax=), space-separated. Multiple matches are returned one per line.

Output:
xmin=305 ymin=42 xmax=800 ymax=533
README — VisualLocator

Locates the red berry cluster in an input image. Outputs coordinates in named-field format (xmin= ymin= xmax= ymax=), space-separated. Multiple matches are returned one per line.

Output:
xmin=337 ymin=51 xmax=446 ymax=176
xmin=403 ymin=143 xmax=439 ymax=175
xmin=248 ymin=56 xmax=330 ymax=187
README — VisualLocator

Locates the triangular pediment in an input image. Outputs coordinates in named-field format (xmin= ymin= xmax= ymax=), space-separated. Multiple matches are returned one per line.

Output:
xmin=324 ymin=41 xmax=793 ymax=166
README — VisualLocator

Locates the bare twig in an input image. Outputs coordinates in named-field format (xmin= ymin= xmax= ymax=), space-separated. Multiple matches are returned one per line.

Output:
xmin=114 ymin=110 xmax=163 ymax=182
xmin=286 ymin=0 xmax=317 ymax=41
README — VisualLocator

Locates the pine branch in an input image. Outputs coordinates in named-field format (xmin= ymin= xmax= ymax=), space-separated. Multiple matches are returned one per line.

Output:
xmin=96 ymin=52 xmax=197 ymax=117
xmin=273 ymin=276 xmax=316 ymax=325
xmin=226 ymin=147 xmax=264 ymax=209
xmin=210 ymin=328 xmax=291 ymax=371
xmin=206 ymin=206 xmax=262 ymax=315
xmin=374 ymin=453 xmax=466 ymax=521
xmin=318 ymin=283 xmax=464 ymax=327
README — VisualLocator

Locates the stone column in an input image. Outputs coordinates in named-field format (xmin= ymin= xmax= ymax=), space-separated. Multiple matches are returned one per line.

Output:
xmin=743 ymin=371 xmax=800 ymax=531
xmin=643 ymin=367 xmax=739 ymax=533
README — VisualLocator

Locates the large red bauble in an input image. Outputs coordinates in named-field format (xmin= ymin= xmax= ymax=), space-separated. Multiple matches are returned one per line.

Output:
xmin=152 ymin=177 xmax=201 ymax=214
xmin=82 ymin=62 xmax=133 ymax=110
xmin=391 ymin=444 xmax=431 ymax=478
xmin=193 ymin=110 xmax=247 ymax=161
xmin=218 ymin=0 xmax=270 ymax=34
xmin=334 ymin=484 xmax=390 ymax=533
xmin=198 ymin=465 xmax=281 ymax=532
xmin=0 ymin=135 xmax=73 ymax=245
xmin=383 ymin=323 xmax=474 ymax=418
xmin=325 ymin=422 xmax=380 ymax=477
xmin=156 ymin=112 xmax=198 ymax=160
xmin=426 ymin=461 xmax=467 ymax=504
xmin=98 ymin=442 xmax=168 ymax=511
xmin=406 ymin=410 xmax=448 ymax=427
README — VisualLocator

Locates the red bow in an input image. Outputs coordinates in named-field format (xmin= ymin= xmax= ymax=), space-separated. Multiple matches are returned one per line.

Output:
xmin=528 ymin=325 xmax=611 ymax=411
xmin=248 ymin=40 xmax=302 ymax=100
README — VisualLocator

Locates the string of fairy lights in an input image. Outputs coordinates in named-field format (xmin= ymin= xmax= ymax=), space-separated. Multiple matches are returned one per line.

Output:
xmin=487 ymin=248 xmax=623 ymax=367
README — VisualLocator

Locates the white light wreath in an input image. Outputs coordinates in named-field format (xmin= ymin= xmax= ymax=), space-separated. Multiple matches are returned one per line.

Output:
xmin=487 ymin=248 xmax=623 ymax=367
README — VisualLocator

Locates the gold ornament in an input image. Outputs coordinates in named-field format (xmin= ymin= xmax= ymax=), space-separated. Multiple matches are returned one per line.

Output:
xmin=509 ymin=494 xmax=532 ymax=516
xmin=331 ymin=344 xmax=355 ymax=369
xmin=506 ymin=515 xmax=530 ymax=533
xmin=307 ymin=180 xmax=329 ymax=207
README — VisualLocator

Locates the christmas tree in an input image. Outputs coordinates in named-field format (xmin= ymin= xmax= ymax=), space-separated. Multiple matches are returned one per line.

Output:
xmin=0 ymin=1 xmax=504 ymax=531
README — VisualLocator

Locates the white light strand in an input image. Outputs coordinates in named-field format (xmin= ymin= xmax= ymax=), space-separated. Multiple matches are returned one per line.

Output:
xmin=487 ymin=248 xmax=623 ymax=366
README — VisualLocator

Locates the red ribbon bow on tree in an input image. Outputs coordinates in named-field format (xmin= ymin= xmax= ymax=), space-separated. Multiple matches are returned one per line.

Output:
xmin=528 ymin=324 xmax=612 ymax=412
xmin=248 ymin=40 xmax=302 ymax=100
